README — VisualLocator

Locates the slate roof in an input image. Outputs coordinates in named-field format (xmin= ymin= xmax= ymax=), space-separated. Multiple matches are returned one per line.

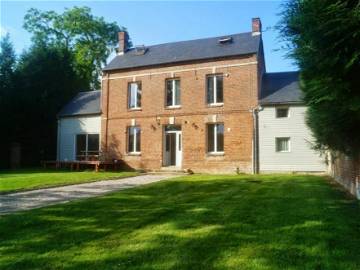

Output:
xmin=58 ymin=90 xmax=101 ymax=117
xmin=103 ymin=32 xmax=261 ymax=71
xmin=260 ymin=72 xmax=303 ymax=105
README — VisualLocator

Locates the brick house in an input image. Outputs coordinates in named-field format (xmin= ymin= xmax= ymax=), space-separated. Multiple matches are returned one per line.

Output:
xmin=100 ymin=18 xmax=264 ymax=173
xmin=57 ymin=18 xmax=325 ymax=173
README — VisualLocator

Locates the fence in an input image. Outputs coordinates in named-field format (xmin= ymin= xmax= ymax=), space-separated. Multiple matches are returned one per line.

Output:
xmin=328 ymin=152 xmax=360 ymax=199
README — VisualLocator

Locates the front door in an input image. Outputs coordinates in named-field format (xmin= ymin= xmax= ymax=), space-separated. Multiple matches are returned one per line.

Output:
xmin=164 ymin=126 xmax=182 ymax=167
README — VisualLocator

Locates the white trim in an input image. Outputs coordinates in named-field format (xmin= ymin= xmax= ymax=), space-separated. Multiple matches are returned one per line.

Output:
xmin=103 ymin=61 xmax=258 ymax=81
xmin=208 ymin=123 xmax=224 ymax=154
xmin=128 ymin=126 xmax=141 ymax=154
xmin=207 ymin=74 xmax=223 ymax=105
xmin=129 ymin=82 xmax=141 ymax=109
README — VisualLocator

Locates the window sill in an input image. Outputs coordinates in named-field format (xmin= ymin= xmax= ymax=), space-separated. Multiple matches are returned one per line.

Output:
xmin=207 ymin=152 xmax=225 ymax=156
xmin=207 ymin=103 xmax=224 ymax=108
xmin=165 ymin=105 xmax=182 ymax=110
xmin=126 ymin=152 xmax=141 ymax=156
xmin=128 ymin=108 xmax=142 ymax=112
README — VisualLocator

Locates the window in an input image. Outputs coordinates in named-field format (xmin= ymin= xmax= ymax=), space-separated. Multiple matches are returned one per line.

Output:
xmin=276 ymin=107 xmax=289 ymax=118
xmin=128 ymin=126 xmax=141 ymax=153
xmin=75 ymin=134 xmax=99 ymax=160
xmin=276 ymin=137 xmax=290 ymax=152
xmin=207 ymin=74 xmax=223 ymax=105
xmin=207 ymin=123 xmax=224 ymax=153
xmin=166 ymin=79 xmax=181 ymax=107
xmin=128 ymin=82 xmax=141 ymax=109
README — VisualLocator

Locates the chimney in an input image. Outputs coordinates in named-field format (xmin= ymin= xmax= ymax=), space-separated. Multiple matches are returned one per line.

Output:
xmin=252 ymin=18 xmax=262 ymax=36
xmin=118 ymin=31 xmax=128 ymax=55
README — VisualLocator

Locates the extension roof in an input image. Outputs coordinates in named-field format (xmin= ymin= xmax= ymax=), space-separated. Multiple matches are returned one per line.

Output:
xmin=58 ymin=90 xmax=101 ymax=117
xmin=260 ymin=72 xmax=303 ymax=105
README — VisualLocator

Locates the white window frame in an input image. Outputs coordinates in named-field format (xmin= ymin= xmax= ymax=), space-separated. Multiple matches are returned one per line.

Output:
xmin=208 ymin=123 xmax=224 ymax=154
xmin=207 ymin=74 xmax=224 ymax=106
xmin=128 ymin=82 xmax=141 ymax=110
xmin=275 ymin=137 xmax=291 ymax=152
xmin=276 ymin=107 xmax=290 ymax=118
xmin=166 ymin=79 xmax=181 ymax=108
xmin=128 ymin=126 xmax=141 ymax=154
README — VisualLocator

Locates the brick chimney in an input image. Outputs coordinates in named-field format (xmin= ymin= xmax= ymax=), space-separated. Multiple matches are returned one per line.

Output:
xmin=252 ymin=18 xmax=262 ymax=36
xmin=118 ymin=31 xmax=128 ymax=55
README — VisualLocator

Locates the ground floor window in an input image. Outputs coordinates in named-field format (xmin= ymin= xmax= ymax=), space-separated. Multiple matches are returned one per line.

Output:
xmin=76 ymin=134 xmax=99 ymax=160
xmin=276 ymin=137 xmax=290 ymax=152
xmin=128 ymin=126 xmax=141 ymax=153
xmin=207 ymin=123 xmax=224 ymax=153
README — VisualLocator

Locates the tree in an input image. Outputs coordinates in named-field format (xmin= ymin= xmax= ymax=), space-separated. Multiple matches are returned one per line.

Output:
xmin=23 ymin=6 xmax=131 ymax=88
xmin=13 ymin=44 xmax=88 ymax=165
xmin=0 ymin=33 xmax=16 ymax=94
xmin=278 ymin=0 xmax=360 ymax=156
xmin=0 ymin=34 xmax=17 ymax=167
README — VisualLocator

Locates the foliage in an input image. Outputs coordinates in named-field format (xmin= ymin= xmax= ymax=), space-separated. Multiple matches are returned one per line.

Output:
xmin=1 ymin=174 xmax=360 ymax=269
xmin=12 ymin=44 xmax=88 ymax=165
xmin=0 ymin=34 xmax=17 ymax=168
xmin=278 ymin=0 xmax=360 ymax=156
xmin=0 ymin=169 xmax=137 ymax=193
xmin=0 ymin=33 xmax=16 ymax=91
xmin=24 ymin=6 xmax=130 ymax=88
xmin=0 ymin=7 xmax=130 ymax=168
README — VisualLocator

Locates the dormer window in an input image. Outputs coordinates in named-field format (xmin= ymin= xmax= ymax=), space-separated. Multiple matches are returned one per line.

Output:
xmin=218 ymin=37 xmax=233 ymax=44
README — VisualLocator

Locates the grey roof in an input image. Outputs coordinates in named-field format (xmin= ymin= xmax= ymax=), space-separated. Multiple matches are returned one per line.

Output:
xmin=104 ymin=32 xmax=261 ymax=71
xmin=260 ymin=72 xmax=303 ymax=105
xmin=58 ymin=90 xmax=101 ymax=117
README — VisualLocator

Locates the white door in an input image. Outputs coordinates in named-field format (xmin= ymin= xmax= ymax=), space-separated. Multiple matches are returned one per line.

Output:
xmin=164 ymin=130 xmax=182 ymax=167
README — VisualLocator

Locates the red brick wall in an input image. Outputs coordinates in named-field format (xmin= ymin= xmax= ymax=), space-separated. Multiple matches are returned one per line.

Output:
xmin=101 ymin=55 xmax=260 ymax=173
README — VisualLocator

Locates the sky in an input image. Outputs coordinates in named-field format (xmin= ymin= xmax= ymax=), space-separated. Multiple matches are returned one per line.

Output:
xmin=0 ymin=1 xmax=296 ymax=72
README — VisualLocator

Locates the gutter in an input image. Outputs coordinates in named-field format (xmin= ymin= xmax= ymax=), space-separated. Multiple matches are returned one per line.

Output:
xmin=251 ymin=105 xmax=263 ymax=174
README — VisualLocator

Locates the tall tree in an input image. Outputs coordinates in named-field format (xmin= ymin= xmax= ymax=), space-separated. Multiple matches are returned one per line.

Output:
xmin=278 ymin=0 xmax=360 ymax=156
xmin=0 ymin=34 xmax=17 ymax=167
xmin=23 ymin=6 xmax=130 ymax=88
xmin=13 ymin=44 xmax=88 ymax=165
xmin=0 ymin=33 xmax=16 ymax=94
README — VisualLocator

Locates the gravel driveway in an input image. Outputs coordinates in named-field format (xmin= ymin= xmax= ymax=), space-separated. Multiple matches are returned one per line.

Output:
xmin=0 ymin=174 xmax=176 ymax=215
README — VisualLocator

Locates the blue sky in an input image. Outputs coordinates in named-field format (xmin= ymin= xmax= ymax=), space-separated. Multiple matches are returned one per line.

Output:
xmin=0 ymin=1 xmax=296 ymax=72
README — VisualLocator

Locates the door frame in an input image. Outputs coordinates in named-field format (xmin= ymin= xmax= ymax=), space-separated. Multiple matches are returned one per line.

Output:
xmin=163 ymin=127 xmax=182 ymax=168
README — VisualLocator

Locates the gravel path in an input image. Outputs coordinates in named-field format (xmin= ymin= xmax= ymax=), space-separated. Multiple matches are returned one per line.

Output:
xmin=0 ymin=174 xmax=176 ymax=215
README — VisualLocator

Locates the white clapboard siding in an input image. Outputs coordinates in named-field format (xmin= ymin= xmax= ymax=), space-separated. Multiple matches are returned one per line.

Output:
xmin=258 ymin=106 xmax=326 ymax=172
xmin=57 ymin=116 xmax=101 ymax=161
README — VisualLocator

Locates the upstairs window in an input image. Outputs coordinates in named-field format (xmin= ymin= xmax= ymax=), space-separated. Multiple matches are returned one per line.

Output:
xmin=166 ymin=79 xmax=181 ymax=107
xmin=207 ymin=123 xmax=224 ymax=153
xmin=276 ymin=107 xmax=289 ymax=118
xmin=128 ymin=82 xmax=142 ymax=109
xmin=207 ymin=74 xmax=223 ymax=105
xmin=128 ymin=126 xmax=141 ymax=153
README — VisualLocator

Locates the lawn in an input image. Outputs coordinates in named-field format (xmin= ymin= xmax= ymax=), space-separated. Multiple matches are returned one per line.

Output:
xmin=0 ymin=169 xmax=138 ymax=193
xmin=1 ymin=174 xmax=360 ymax=269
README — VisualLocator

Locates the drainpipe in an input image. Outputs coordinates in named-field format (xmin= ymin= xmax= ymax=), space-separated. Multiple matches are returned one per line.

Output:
xmin=56 ymin=119 xmax=61 ymax=161
xmin=252 ymin=106 xmax=263 ymax=174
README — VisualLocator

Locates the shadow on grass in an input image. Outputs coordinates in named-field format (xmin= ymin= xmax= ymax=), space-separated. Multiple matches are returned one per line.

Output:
xmin=1 ymin=174 xmax=360 ymax=270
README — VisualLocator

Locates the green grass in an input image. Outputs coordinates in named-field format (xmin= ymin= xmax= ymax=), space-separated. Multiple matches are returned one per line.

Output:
xmin=0 ymin=169 xmax=138 ymax=193
xmin=1 ymin=174 xmax=360 ymax=269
